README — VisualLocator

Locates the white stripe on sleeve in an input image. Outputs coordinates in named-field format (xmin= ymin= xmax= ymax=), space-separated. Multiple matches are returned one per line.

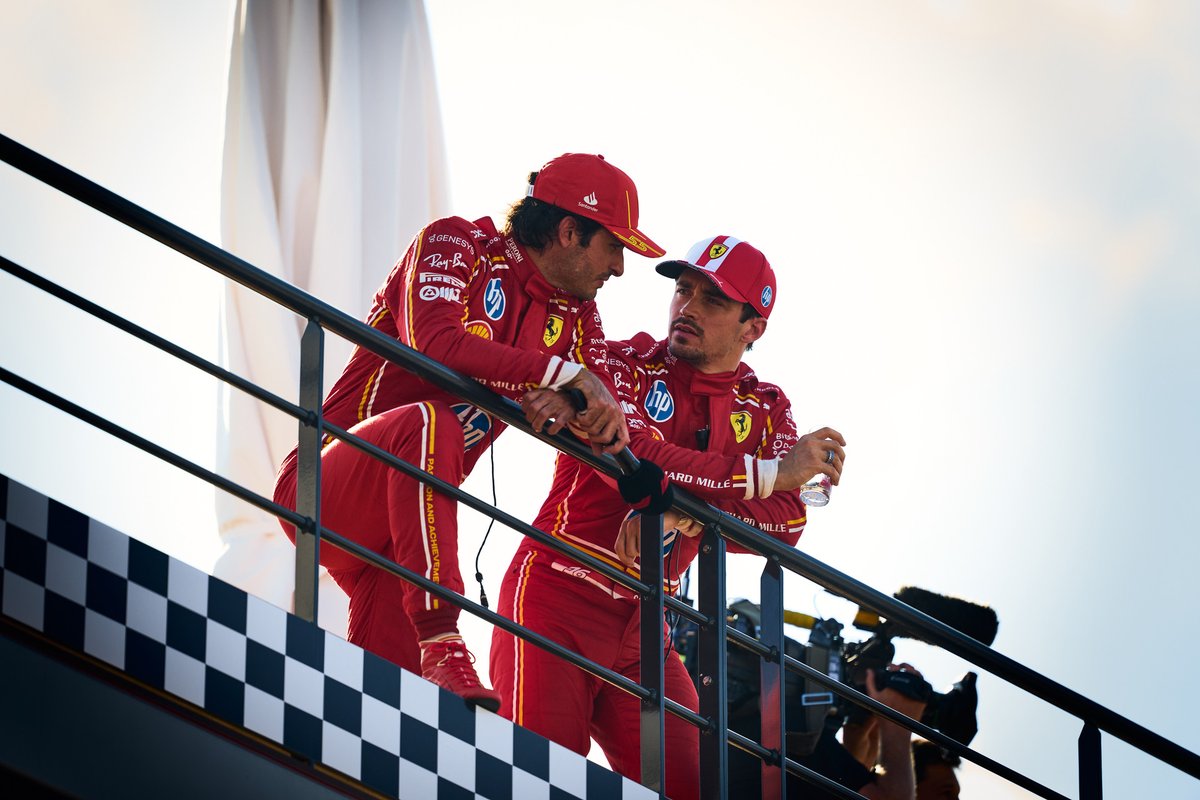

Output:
xmin=757 ymin=457 xmax=779 ymax=499
xmin=542 ymin=357 xmax=583 ymax=389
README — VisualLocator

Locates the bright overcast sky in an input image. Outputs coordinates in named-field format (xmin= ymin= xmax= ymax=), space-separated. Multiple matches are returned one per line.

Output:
xmin=1 ymin=2 xmax=1198 ymax=797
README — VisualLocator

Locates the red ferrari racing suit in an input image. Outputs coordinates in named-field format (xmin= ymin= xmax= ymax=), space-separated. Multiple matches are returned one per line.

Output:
xmin=490 ymin=332 xmax=807 ymax=799
xmin=274 ymin=216 xmax=609 ymax=672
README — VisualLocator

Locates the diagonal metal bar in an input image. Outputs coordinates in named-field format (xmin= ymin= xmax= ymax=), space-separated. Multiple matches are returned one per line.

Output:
xmin=0 ymin=131 xmax=629 ymax=483
xmin=663 ymin=488 xmax=1200 ymax=782
xmin=725 ymin=729 xmax=866 ymax=800
xmin=722 ymin=625 xmax=1070 ymax=800
xmin=0 ymin=254 xmax=309 ymax=425
xmin=0 ymin=363 xmax=716 ymax=735
xmin=0 ymin=364 xmax=297 ymax=529
xmin=1 ymin=250 xmax=691 ymax=614
xmin=318 ymin=419 xmax=654 ymax=599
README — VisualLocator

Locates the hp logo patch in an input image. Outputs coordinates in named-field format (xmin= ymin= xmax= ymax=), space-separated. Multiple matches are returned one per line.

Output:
xmin=760 ymin=285 xmax=773 ymax=309
xmin=484 ymin=278 xmax=505 ymax=320
xmin=452 ymin=403 xmax=492 ymax=449
xmin=644 ymin=379 xmax=674 ymax=422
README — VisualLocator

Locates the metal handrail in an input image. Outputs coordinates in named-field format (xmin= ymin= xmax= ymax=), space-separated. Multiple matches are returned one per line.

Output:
xmin=4 ymin=130 xmax=1199 ymax=796
xmin=0 ymin=360 xmax=707 ymax=724
xmin=670 ymin=485 xmax=1200 ymax=780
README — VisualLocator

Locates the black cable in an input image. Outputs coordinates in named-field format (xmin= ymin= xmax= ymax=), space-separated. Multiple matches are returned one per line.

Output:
xmin=473 ymin=420 xmax=497 ymax=609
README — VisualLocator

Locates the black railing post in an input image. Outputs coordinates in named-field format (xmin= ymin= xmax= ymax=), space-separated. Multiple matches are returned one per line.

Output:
xmin=1080 ymin=723 xmax=1102 ymax=800
xmin=760 ymin=560 xmax=786 ymax=798
xmin=640 ymin=511 xmax=667 ymax=795
xmin=697 ymin=526 xmax=729 ymax=800
xmin=294 ymin=318 xmax=324 ymax=623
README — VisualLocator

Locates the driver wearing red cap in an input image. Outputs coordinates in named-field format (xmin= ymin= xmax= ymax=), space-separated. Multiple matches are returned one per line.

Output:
xmin=273 ymin=153 xmax=662 ymax=710
xmin=491 ymin=235 xmax=846 ymax=796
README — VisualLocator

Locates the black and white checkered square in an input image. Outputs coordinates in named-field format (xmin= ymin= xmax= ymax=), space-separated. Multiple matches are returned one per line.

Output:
xmin=0 ymin=473 xmax=654 ymax=800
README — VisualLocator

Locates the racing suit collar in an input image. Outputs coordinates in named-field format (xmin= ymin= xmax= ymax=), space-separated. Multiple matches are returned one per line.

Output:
xmin=506 ymin=232 xmax=570 ymax=306
xmin=666 ymin=346 xmax=746 ymax=396
xmin=475 ymin=216 xmax=586 ymax=308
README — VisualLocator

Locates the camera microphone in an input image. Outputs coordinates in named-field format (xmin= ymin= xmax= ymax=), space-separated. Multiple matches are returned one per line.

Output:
xmin=854 ymin=586 xmax=999 ymax=647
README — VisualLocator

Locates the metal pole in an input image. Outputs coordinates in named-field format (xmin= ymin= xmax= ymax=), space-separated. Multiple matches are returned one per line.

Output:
xmin=698 ymin=526 xmax=729 ymax=800
xmin=640 ymin=512 xmax=666 ymax=795
xmin=293 ymin=319 xmax=323 ymax=623
xmin=1079 ymin=724 xmax=1102 ymax=800
xmin=759 ymin=560 xmax=786 ymax=799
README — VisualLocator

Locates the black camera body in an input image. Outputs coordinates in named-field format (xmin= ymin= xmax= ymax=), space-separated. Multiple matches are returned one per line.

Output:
xmin=816 ymin=613 xmax=981 ymax=747
xmin=673 ymin=586 xmax=996 ymax=757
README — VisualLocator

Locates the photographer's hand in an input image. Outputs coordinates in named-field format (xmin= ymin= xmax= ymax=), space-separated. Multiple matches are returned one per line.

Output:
xmin=859 ymin=663 xmax=927 ymax=800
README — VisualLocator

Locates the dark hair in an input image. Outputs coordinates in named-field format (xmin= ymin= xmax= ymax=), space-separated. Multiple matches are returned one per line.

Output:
xmin=912 ymin=740 xmax=961 ymax=782
xmin=503 ymin=171 xmax=604 ymax=250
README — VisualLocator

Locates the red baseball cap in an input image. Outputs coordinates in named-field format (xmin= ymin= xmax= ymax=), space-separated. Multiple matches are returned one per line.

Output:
xmin=656 ymin=235 xmax=778 ymax=319
xmin=528 ymin=153 xmax=665 ymax=258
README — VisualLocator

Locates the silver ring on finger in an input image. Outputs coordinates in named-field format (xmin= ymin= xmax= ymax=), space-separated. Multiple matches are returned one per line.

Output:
xmin=825 ymin=449 xmax=836 ymax=465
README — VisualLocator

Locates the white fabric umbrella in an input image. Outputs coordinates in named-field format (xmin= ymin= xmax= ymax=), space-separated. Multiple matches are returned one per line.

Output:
xmin=216 ymin=0 xmax=448 ymax=633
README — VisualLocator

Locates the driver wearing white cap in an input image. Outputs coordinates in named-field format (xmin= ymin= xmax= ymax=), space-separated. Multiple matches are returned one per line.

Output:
xmin=491 ymin=235 xmax=846 ymax=798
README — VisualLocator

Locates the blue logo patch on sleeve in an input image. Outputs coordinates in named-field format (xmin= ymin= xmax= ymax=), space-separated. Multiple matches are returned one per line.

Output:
xmin=452 ymin=403 xmax=493 ymax=449
xmin=484 ymin=277 xmax=506 ymax=320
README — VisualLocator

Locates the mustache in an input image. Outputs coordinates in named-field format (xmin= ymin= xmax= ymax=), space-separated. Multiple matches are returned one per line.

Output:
xmin=671 ymin=317 xmax=701 ymax=335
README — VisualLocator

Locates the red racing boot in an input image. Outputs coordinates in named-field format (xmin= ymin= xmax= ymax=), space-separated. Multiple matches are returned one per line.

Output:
xmin=420 ymin=637 xmax=501 ymax=712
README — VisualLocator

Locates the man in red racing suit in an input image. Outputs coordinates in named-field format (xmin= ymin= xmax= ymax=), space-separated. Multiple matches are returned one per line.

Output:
xmin=490 ymin=235 xmax=847 ymax=795
xmin=274 ymin=154 xmax=664 ymax=709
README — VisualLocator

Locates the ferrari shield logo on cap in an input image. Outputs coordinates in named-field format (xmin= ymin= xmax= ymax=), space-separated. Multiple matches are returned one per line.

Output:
xmin=709 ymin=242 xmax=728 ymax=259
xmin=543 ymin=315 xmax=564 ymax=347
xmin=730 ymin=411 xmax=752 ymax=443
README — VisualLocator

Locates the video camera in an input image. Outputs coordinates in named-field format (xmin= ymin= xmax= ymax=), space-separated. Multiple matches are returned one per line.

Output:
xmin=673 ymin=586 xmax=998 ymax=757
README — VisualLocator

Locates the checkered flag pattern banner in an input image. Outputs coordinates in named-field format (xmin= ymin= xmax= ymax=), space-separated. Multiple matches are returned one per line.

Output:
xmin=0 ymin=473 xmax=655 ymax=800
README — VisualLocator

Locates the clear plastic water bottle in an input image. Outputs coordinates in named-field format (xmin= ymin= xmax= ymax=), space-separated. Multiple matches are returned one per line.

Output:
xmin=799 ymin=474 xmax=831 ymax=507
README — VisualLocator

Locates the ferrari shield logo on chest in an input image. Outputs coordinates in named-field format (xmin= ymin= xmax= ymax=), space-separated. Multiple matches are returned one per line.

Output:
xmin=543 ymin=315 xmax=564 ymax=347
xmin=645 ymin=379 xmax=675 ymax=422
xmin=730 ymin=411 xmax=752 ymax=443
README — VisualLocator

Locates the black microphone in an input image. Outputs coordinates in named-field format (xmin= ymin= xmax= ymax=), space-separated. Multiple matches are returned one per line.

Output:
xmin=854 ymin=586 xmax=999 ymax=646
xmin=894 ymin=586 xmax=999 ymax=646
xmin=695 ymin=425 xmax=710 ymax=451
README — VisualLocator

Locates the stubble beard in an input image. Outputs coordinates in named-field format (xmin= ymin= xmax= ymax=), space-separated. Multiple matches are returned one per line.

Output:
xmin=667 ymin=335 xmax=705 ymax=368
